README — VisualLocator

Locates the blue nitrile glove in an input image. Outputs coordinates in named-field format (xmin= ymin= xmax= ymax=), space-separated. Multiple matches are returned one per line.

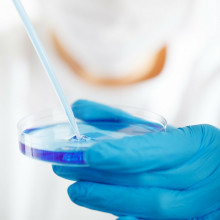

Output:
xmin=53 ymin=100 xmax=220 ymax=220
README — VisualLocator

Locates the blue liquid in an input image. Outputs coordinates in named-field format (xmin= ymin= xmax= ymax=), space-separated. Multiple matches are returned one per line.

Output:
xmin=19 ymin=121 xmax=164 ymax=166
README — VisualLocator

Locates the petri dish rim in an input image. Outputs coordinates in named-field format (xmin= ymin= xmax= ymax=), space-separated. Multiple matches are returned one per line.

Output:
xmin=17 ymin=106 xmax=167 ymax=166
xmin=17 ymin=107 xmax=167 ymax=135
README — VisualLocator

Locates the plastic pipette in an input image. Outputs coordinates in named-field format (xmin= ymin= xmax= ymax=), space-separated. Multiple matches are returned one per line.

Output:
xmin=12 ymin=0 xmax=80 ymax=139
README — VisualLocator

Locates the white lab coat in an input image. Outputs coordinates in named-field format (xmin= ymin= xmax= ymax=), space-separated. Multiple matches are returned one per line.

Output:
xmin=0 ymin=22 xmax=220 ymax=220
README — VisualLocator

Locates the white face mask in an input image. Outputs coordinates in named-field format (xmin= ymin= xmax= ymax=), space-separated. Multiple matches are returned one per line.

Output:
xmin=46 ymin=0 xmax=191 ymax=78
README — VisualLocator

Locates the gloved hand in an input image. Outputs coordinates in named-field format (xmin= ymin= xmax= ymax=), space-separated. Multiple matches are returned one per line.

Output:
xmin=53 ymin=100 xmax=220 ymax=220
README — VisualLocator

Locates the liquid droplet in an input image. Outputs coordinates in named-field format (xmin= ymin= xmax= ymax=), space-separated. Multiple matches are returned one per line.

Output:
xmin=69 ymin=135 xmax=90 ymax=142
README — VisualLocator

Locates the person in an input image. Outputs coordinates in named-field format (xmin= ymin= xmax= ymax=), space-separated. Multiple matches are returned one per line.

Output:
xmin=0 ymin=0 xmax=219 ymax=219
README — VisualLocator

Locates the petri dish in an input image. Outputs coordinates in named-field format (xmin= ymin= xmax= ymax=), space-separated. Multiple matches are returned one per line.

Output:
xmin=18 ymin=106 xmax=167 ymax=166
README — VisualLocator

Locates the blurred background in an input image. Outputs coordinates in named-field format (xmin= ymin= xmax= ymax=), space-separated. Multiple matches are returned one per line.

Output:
xmin=0 ymin=0 xmax=219 ymax=35
xmin=0 ymin=1 xmax=219 ymax=220
xmin=0 ymin=0 xmax=40 ymax=33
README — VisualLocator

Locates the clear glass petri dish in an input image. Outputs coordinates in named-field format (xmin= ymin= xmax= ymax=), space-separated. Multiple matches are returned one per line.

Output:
xmin=17 ymin=106 xmax=167 ymax=166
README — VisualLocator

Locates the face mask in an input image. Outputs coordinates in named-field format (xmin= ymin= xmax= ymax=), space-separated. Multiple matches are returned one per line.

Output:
xmin=46 ymin=0 xmax=191 ymax=78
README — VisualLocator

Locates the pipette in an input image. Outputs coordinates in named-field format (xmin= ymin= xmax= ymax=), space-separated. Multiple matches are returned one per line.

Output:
xmin=12 ymin=0 xmax=81 ymax=139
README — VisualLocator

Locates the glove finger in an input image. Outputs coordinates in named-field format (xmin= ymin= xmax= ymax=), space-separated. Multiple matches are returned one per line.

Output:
xmin=73 ymin=99 xmax=175 ymax=133
xmin=53 ymin=165 xmax=175 ymax=189
xmin=72 ymin=99 xmax=150 ymax=133
xmin=68 ymin=180 xmax=218 ymax=219
xmin=53 ymin=152 xmax=218 ymax=190
xmin=68 ymin=181 xmax=177 ymax=219
xmin=53 ymin=165 xmax=135 ymax=185
xmin=52 ymin=165 xmax=195 ymax=190
xmin=54 ymin=124 xmax=220 ymax=189
xmin=72 ymin=99 xmax=122 ymax=121
xmin=85 ymin=125 xmax=209 ymax=172
xmin=72 ymin=99 xmax=153 ymax=125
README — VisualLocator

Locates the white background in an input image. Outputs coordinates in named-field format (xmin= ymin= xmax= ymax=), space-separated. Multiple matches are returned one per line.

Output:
xmin=0 ymin=0 xmax=40 ymax=33
xmin=0 ymin=0 xmax=219 ymax=34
